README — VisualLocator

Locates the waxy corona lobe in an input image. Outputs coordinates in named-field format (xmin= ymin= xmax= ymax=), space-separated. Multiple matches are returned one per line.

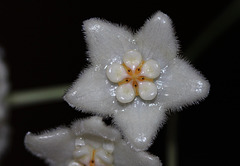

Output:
xmin=106 ymin=50 xmax=161 ymax=103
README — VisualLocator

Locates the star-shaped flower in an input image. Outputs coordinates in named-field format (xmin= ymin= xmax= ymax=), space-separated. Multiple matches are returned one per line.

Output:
xmin=64 ymin=11 xmax=210 ymax=150
xmin=25 ymin=117 xmax=161 ymax=166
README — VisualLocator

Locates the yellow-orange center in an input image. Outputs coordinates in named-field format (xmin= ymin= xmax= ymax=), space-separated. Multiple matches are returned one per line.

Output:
xmin=118 ymin=61 xmax=153 ymax=96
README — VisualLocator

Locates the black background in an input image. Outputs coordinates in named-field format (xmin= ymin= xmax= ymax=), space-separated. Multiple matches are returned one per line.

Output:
xmin=0 ymin=0 xmax=239 ymax=165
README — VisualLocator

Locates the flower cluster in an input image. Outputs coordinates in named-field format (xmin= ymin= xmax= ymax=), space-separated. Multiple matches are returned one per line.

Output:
xmin=25 ymin=11 xmax=210 ymax=166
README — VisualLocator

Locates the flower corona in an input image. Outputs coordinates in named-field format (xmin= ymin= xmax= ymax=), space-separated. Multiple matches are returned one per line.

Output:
xmin=69 ymin=137 xmax=114 ymax=166
xmin=106 ymin=50 xmax=161 ymax=103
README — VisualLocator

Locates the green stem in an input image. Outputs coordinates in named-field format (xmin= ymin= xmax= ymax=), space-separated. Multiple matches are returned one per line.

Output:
xmin=166 ymin=114 xmax=178 ymax=166
xmin=7 ymin=84 xmax=69 ymax=107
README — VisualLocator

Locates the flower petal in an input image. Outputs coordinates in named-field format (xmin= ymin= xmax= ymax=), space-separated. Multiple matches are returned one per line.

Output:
xmin=138 ymin=81 xmax=158 ymax=100
xmin=140 ymin=59 xmax=161 ymax=79
xmin=116 ymin=83 xmax=135 ymax=103
xmin=114 ymin=140 xmax=162 ymax=166
xmin=64 ymin=68 xmax=122 ymax=116
xmin=114 ymin=103 xmax=166 ymax=150
xmin=135 ymin=11 xmax=178 ymax=68
xmin=106 ymin=63 xmax=128 ymax=83
xmin=71 ymin=116 xmax=121 ymax=142
xmin=24 ymin=128 xmax=75 ymax=166
xmin=83 ymin=18 xmax=136 ymax=66
xmin=156 ymin=58 xmax=210 ymax=110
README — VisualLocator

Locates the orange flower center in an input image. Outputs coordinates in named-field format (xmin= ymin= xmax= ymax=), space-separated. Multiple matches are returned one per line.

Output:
xmin=89 ymin=149 xmax=96 ymax=166
xmin=118 ymin=61 xmax=153 ymax=96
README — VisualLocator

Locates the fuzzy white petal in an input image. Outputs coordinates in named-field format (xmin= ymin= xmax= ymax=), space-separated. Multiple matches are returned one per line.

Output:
xmin=24 ymin=128 xmax=75 ymax=166
xmin=157 ymin=58 xmax=210 ymax=110
xmin=114 ymin=103 xmax=166 ymax=150
xmin=135 ymin=11 xmax=178 ymax=68
xmin=71 ymin=116 xmax=121 ymax=142
xmin=123 ymin=50 xmax=142 ymax=71
xmin=116 ymin=83 xmax=135 ymax=103
xmin=114 ymin=140 xmax=162 ymax=166
xmin=140 ymin=59 xmax=161 ymax=79
xmin=83 ymin=18 xmax=136 ymax=66
xmin=106 ymin=64 xmax=128 ymax=83
xmin=64 ymin=68 xmax=121 ymax=115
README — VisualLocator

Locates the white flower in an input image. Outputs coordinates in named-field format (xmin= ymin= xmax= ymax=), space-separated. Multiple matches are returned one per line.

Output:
xmin=0 ymin=47 xmax=9 ymax=159
xmin=24 ymin=117 xmax=161 ymax=166
xmin=64 ymin=11 xmax=210 ymax=150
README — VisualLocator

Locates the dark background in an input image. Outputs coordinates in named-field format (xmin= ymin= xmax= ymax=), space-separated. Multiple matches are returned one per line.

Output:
xmin=0 ymin=0 xmax=239 ymax=165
